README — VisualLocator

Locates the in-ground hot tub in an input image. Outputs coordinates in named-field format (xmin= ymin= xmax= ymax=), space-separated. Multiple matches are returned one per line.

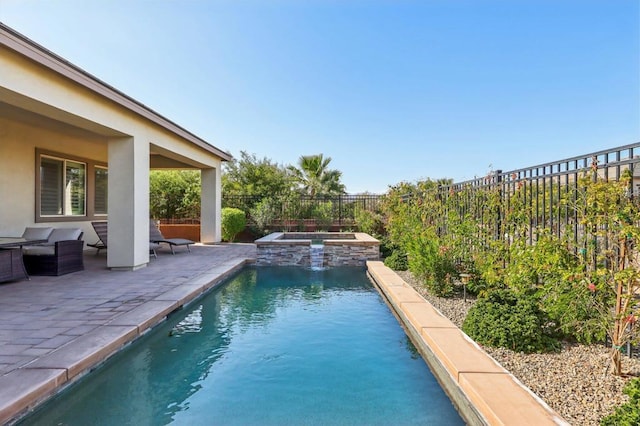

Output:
xmin=255 ymin=232 xmax=380 ymax=267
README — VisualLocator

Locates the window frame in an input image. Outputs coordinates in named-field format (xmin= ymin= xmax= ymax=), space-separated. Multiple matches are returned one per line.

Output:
xmin=35 ymin=148 xmax=108 ymax=223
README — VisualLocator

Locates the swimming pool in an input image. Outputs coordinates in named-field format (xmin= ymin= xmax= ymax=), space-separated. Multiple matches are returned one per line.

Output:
xmin=20 ymin=266 xmax=464 ymax=425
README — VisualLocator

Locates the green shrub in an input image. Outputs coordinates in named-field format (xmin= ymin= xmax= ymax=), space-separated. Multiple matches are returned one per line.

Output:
xmin=249 ymin=198 xmax=279 ymax=235
xmin=313 ymin=202 xmax=334 ymax=231
xmin=355 ymin=209 xmax=385 ymax=236
xmin=384 ymin=250 xmax=408 ymax=271
xmin=462 ymin=289 xmax=559 ymax=353
xmin=465 ymin=274 xmax=495 ymax=297
xmin=221 ymin=207 xmax=246 ymax=242
xmin=406 ymin=228 xmax=457 ymax=297
xmin=601 ymin=378 xmax=640 ymax=425
xmin=500 ymin=232 xmax=607 ymax=344
xmin=378 ymin=236 xmax=396 ymax=259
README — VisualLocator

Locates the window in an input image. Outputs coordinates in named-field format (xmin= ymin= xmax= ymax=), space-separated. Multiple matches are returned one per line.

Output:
xmin=95 ymin=167 xmax=108 ymax=215
xmin=40 ymin=157 xmax=63 ymax=215
xmin=40 ymin=156 xmax=86 ymax=216
xmin=36 ymin=150 xmax=107 ymax=222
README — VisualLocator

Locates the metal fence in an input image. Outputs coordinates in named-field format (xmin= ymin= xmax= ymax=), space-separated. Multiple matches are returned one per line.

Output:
xmin=436 ymin=142 xmax=640 ymax=247
xmin=222 ymin=194 xmax=384 ymax=227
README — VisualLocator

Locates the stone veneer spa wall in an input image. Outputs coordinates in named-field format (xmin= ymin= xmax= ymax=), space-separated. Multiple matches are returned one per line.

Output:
xmin=255 ymin=232 xmax=380 ymax=267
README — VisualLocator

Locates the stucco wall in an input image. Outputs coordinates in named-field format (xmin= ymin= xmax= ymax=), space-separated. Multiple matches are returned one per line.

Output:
xmin=0 ymin=116 xmax=107 ymax=239
xmin=1 ymin=33 xmax=226 ymax=266
xmin=0 ymin=45 xmax=222 ymax=170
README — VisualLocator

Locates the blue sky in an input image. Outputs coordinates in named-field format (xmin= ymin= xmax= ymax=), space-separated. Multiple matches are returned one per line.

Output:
xmin=1 ymin=0 xmax=638 ymax=193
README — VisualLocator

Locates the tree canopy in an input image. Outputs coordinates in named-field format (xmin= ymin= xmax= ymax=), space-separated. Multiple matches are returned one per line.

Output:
xmin=149 ymin=170 xmax=201 ymax=219
xmin=222 ymin=151 xmax=292 ymax=197
xmin=150 ymin=152 xmax=348 ymax=219
xmin=288 ymin=154 xmax=346 ymax=197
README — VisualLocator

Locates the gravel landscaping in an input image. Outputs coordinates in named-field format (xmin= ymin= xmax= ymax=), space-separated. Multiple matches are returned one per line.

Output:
xmin=396 ymin=270 xmax=640 ymax=426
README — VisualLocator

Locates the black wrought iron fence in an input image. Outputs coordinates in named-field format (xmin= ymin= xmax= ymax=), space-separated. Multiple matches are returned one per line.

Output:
xmin=222 ymin=194 xmax=384 ymax=226
xmin=435 ymin=142 xmax=640 ymax=248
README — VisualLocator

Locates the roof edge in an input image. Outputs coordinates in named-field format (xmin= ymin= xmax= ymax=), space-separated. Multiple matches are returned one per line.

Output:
xmin=0 ymin=22 xmax=232 ymax=162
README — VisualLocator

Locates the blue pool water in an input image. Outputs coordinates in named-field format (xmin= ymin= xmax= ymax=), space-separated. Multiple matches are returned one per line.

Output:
xmin=21 ymin=267 xmax=464 ymax=425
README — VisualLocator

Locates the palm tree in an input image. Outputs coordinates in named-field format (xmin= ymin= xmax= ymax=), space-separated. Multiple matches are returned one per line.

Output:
xmin=288 ymin=154 xmax=346 ymax=197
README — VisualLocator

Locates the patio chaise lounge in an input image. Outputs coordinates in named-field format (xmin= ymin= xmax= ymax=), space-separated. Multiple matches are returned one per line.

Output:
xmin=149 ymin=220 xmax=194 ymax=254
xmin=89 ymin=221 xmax=160 ymax=258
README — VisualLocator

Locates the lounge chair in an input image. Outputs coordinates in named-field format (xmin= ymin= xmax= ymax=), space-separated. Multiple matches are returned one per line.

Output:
xmin=149 ymin=220 xmax=194 ymax=254
xmin=89 ymin=221 xmax=160 ymax=258
xmin=88 ymin=221 xmax=108 ymax=255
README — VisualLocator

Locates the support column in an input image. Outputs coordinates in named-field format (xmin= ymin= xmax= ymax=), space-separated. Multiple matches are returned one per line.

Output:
xmin=201 ymin=166 xmax=221 ymax=243
xmin=107 ymin=136 xmax=150 ymax=270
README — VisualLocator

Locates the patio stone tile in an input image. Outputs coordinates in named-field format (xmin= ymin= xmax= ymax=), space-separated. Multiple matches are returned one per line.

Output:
xmin=19 ymin=348 xmax=53 ymax=357
xmin=33 ymin=334 xmax=78 ymax=349
xmin=84 ymin=313 xmax=120 ymax=320
xmin=1 ymin=322 xmax=44 ymax=330
xmin=0 ymin=345 xmax=32 ymax=356
xmin=48 ymin=320 xmax=89 ymax=329
xmin=21 ymin=327 xmax=71 ymax=339
xmin=63 ymin=325 xmax=99 ymax=336
xmin=154 ymin=284 xmax=205 ymax=306
xmin=108 ymin=300 xmax=178 ymax=333
xmin=12 ymin=337 xmax=47 ymax=346
xmin=0 ymin=368 xmax=67 ymax=425
xmin=28 ymin=325 xmax=138 ymax=379
xmin=48 ymin=312 xmax=97 ymax=320
xmin=0 ymin=355 xmax=37 ymax=370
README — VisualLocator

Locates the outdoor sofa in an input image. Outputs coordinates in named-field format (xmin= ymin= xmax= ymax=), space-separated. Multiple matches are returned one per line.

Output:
xmin=22 ymin=227 xmax=84 ymax=276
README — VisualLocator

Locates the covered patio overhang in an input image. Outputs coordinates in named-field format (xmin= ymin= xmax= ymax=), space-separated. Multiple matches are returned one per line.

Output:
xmin=0 ymin=23 xmax=232 ymax=271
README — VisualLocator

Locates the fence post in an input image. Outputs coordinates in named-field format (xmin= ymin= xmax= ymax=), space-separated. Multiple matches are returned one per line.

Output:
xmin=495 ymin=170 xmax=503 ymax=242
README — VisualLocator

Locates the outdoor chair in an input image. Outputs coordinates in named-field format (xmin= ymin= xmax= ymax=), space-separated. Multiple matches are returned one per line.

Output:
xmin=149 ymin=220 xmax=194 ymax=254
xmin=89 ymin=221 xmax=160 ymax=258
xmin=88 ymin=221 xmax=108 ymax=255
xmin=22 ymin=227 xmax=84 ymax=276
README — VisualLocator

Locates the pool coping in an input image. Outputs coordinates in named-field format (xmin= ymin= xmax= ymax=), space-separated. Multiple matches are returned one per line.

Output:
xmin=0 ymin=257 xmax=253 ymax=425
xmin=366 ymin=261 xmax=569 ymax=426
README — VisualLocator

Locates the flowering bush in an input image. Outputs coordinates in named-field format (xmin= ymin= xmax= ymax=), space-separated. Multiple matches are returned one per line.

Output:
xmin=406 ymin=228 xmax=457 ymax=297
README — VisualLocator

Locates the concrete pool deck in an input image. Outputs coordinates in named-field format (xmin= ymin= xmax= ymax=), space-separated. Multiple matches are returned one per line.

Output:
xmin=0 ymin=243 xmax=257 ymax=424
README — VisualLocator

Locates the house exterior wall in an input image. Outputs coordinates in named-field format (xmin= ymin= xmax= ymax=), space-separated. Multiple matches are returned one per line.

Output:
xmin=0 ymin=116 xmax=108 ymax=240
xmin=0 ymin=27 xmax=228 ymax=269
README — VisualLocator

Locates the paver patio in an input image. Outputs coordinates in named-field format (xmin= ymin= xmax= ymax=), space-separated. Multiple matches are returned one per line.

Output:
xmin=0 ymin=243 xmax=256 ymax=424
